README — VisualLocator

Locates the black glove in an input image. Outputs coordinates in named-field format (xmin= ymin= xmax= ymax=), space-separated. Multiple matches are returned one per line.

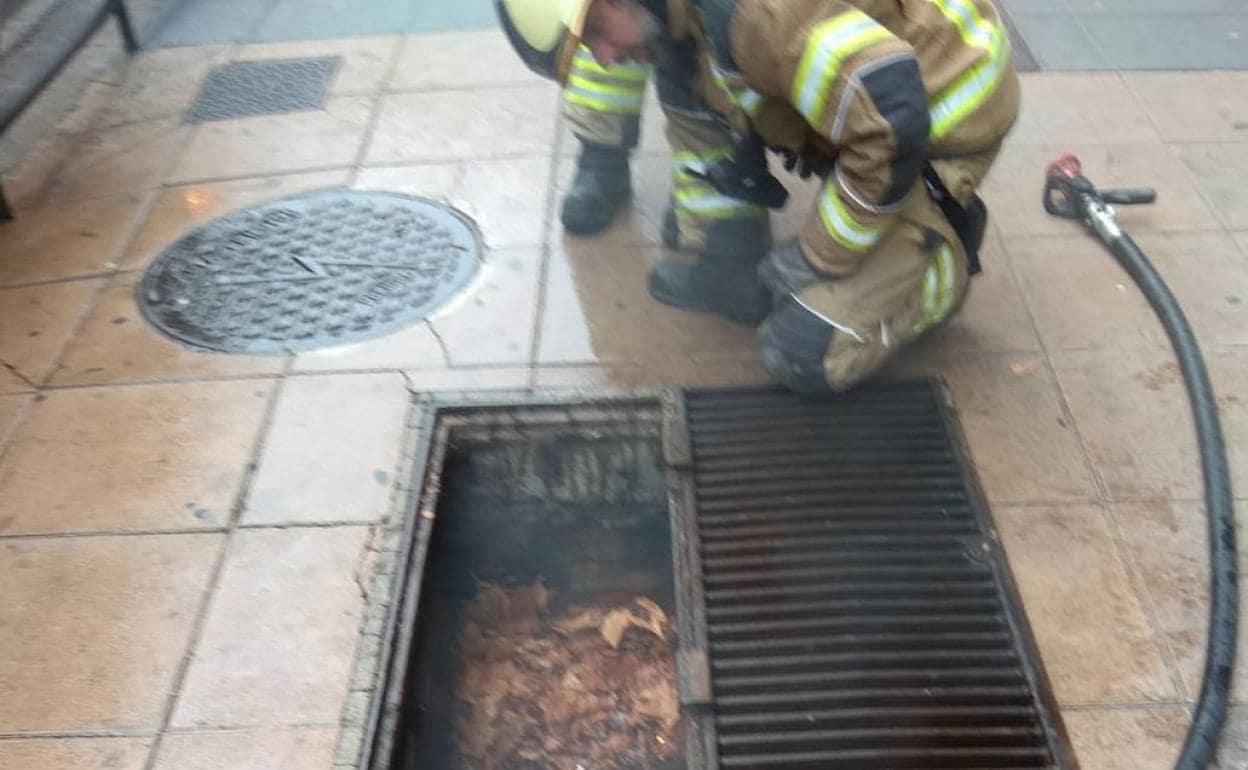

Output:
xmin=683 ymin=133 xmax=789 ymax=209
xmin=780 ymin=148 xmax=835 ymax=180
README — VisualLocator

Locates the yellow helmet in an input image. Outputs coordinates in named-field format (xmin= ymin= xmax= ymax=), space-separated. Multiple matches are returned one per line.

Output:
xmin=495 ymin=0 xmax=592 ymax=84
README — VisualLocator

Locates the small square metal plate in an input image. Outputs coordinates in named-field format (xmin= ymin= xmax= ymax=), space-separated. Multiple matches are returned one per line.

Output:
xmin=186 ymin=56 xmax=341 ymax=123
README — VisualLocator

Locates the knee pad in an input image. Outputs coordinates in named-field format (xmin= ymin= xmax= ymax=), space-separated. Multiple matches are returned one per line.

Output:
xmin=758 ymin=295 xmax=835 ymax=394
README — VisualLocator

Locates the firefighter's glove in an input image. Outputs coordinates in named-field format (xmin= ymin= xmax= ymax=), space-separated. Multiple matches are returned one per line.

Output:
xmin=758 ymin=239 xmax=826 ymax=298
xmin=779 ymin=148 xmax=834 ymax=180
xmin=684 ymin=133 xmax=789 ymax=210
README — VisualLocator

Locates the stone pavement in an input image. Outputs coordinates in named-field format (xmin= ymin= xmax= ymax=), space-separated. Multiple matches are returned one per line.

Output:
xmin=999 ymin=0 xmax=1248 ymax=71
xmin=0 ymin=15 xmax=1247 ymax=770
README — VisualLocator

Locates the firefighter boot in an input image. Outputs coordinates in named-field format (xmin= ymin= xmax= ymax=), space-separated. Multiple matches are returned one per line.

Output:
xmin=561 ymin=142 xmax=631 ymax=235
xmin=662 ymin=202 xmax=679 ymax=250
xmin=647 ymin=217 xmax=772 ymax=326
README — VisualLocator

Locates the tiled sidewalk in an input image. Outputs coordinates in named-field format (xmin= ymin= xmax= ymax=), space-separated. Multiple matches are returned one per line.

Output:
xmin=0 ymin=30 xmax=1246 ymax=770
xmin=1000 ymin=0 xmax=1248 ymax=71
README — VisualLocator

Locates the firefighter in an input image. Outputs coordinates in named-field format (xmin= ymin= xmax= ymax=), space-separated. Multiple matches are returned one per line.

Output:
xmin=558 ymin=47 xmax=648 ymax=236
xmin=559 ymin=38 xmax=774 ymax=326
xmin=497 ymin=0 xmax=1019 ymax=392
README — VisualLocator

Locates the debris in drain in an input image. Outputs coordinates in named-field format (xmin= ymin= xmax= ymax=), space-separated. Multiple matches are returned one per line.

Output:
xmin=453 ymin=580 xmax=681 ymax=770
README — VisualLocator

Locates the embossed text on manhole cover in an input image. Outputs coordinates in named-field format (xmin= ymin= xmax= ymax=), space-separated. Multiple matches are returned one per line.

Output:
xmin=187 ymin=56 xmax=341 ymax=122
xmin=138 ymin=190 xmax=481 ymax=354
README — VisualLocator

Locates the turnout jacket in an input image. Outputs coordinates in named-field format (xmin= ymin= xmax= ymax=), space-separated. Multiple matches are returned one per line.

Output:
xmin=663 ymin=0 xmax=1020 ymax=274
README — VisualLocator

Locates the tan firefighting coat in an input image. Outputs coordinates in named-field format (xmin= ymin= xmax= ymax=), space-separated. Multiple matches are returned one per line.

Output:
xmin=665 ymin=0 xmax=1021 ymax=276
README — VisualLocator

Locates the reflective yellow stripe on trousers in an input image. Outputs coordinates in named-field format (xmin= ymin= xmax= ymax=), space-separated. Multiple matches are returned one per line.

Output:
xmin=672 ymin=150 xmax=765 ymax=220
xmin=564 ymin=48 xmax=648 ymax=115
xmin=913 ymin=242 xmax=958 ymax=333
xmin=927 ymin=0 xmax=1011 ymax=141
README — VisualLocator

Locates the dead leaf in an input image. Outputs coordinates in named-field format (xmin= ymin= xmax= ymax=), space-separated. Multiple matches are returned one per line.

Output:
xmin=554 ymin=607 xmax=604 ymax=635
xmin=505 ymin=579 xmax=551 ymax=623
xmin=599 ymin=598 xmax=669 ymax=648
xmin=455 ymin=591 xmax=680 ymax=768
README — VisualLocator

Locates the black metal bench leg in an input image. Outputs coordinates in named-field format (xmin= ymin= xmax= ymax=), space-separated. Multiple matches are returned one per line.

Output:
xmin=113 ymin=0 xmax=140 ymax=53
xmin=0 ymin=185 xmax=12 ymax=222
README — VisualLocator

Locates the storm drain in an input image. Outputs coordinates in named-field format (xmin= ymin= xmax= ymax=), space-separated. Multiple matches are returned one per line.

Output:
xmin=186 ymin=56 xmax=340 ymax=122
xmin=357 ymin=385 xmax=1074 ymax=770
xmin=671 ymin=383 xmax=1073 ymax=770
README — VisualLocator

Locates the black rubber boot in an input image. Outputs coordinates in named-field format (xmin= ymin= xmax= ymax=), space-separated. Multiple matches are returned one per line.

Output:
xmin=758 ymin=295 xmax=836 ymax=393
xmin=662 ymin=202 xmax=679 ymax=250
xmin=648 ymin=257 xmax=772 ymax=326
xmin=647 ymin=217 xmax=772 ymax=326
xmin=561 ymin=143 xmax=631 ymax=235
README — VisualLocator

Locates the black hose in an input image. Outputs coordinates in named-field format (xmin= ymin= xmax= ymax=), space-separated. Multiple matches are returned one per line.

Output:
xmin=1104 ymin=230 xmax=1237 ymax=769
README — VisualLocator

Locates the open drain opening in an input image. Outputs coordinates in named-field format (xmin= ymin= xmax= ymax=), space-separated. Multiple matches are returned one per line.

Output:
xmin=378 ymin=401 xmax=688 ymax=770
xmin=361 ymin=387 xmax=1076 ymax=770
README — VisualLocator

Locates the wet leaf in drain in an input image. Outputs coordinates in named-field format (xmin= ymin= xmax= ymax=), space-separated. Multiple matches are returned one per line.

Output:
xmin=455 ymin=584 xmax=681 ymax=769
xmin=598 ymin=598 xmax=668 ymax=649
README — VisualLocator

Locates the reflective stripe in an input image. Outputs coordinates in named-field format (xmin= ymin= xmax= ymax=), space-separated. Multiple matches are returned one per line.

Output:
xmin=565 ymin=73 xmax=645 ymax=114
xmin=792 ymin=11 xmax=895 ymax=126
xmin=937 ymin=243 xmax=956 ymax=316
xmin=919 ymin=263 xmax=938 ymax=329
xmin=708 ymin=60 xmax=766 ymax=117
xmin=565 ymin=89 xmax=644 ymax=114
xmin=929 ymin=31 xmax=1010 ymax=140
xmin=818 ymin=184 xmax=882 ymax=251
xmin=738 ymin=87 xmax=764 ymax=115
xmin=928 ymin=0 xmax=995 ymax=51
xmin=927 ymin=0 xmax=1010 ymax=140
xmin=913 ymin=243 xmax=959 ymax=332
xmin=567 ymin=74 xmax=644 ymax=101
xmin=572 ymin=47 xmax=649 ymax=82
xmin=673 ymin=149 xmax=732 ymax=163
xmin=673 ymin=163 xmax=764 ymax=219
xmin=675 ymin=190 xmax=763 ymax=218
xmin=570 ymin=66 xmax=650 ymax=91
xmin=672 ymin=148 xmax=732 ymax=176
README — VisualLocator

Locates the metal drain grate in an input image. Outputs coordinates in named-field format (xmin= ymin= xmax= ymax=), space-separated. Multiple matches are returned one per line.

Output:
xmin=186 ymin=56 xmax=340 ymax=122
xmin=672 ymin=382 xmax=1074 ymax=770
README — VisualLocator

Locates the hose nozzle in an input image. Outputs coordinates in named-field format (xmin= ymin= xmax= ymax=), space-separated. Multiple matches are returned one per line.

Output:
xmin=1043 ymin=153 xmax=1157 ymax=222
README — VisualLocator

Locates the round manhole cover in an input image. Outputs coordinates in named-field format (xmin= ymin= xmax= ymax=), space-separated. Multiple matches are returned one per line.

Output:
xmin=138 ymin=190 xmax=481 ymax=354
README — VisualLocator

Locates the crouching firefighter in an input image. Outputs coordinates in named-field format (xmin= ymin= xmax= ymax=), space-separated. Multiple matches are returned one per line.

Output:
xmin=497 ymin=0 xmax=1020 ymax=393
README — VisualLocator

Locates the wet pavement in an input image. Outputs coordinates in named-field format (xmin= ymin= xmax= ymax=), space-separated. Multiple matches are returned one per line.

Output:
xmin=1 ymin=2 xmax=1248 ymax=768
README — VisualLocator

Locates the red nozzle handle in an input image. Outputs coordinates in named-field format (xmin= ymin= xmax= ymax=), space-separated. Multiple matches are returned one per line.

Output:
xmin=1046 ymin=153 xmax=1083 ymax=181
xmin=1043 ymin=153 xmax=1092 ymax=219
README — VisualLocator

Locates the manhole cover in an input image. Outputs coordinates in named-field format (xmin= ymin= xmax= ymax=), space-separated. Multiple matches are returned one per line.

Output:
xmin=138 ymin=190 xmax=481 ymax=354
xmin=186 ymin=56 xmax=341 ymax=122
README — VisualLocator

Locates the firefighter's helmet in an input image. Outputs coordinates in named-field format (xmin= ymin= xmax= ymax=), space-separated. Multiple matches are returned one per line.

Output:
xmin=495 ymin=0 xmax=592 ymax=84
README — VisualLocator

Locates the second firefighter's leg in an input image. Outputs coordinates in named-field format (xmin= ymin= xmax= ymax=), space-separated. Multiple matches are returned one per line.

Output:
xmin=758 ymin=183 xmax=979 ymax=392
xmin=646 ymin=39 xmax=772 ymax=326
xmin=561 ymin=46 xmax=649 ymax=234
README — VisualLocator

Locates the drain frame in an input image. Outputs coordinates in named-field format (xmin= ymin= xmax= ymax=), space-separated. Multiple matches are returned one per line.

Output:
xmin=930 ymin=383 xmax=1077 ymax=769
xmin=351 ymin=382 xmax=1078 ymax=770
xmin=356 ymin=390 xmax=686 ymax=770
